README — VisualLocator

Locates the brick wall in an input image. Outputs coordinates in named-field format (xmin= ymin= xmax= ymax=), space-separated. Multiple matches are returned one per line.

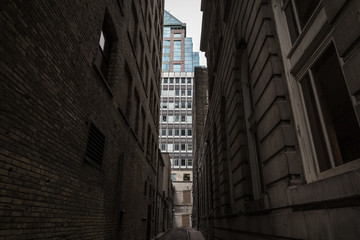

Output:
xmin=1 ymin=0 xmax=164 ymax=239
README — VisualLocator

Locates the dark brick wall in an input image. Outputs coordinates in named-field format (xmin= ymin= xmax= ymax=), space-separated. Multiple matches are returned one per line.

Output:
xmin=1 ymin=0 xmax=164 ymax=239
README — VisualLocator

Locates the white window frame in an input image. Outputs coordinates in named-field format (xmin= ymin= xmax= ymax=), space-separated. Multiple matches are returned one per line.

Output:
xmin=272 ymin=0 xmax=360 ymax=182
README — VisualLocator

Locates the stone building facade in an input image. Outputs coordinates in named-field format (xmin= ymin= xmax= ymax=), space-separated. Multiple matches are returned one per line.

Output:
xmin=1 ymin=0 xmax=166 ymax=239
xmin=194 ymin=0 xmax=360 ymax=239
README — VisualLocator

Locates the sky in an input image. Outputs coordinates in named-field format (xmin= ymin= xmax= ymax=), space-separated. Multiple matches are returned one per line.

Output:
xmin=164 ymin=0 xmax=207 ymax=66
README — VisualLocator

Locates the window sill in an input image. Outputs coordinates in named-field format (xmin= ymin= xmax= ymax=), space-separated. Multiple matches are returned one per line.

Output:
xmin=288 ymin=167 xmax=360 ymax=206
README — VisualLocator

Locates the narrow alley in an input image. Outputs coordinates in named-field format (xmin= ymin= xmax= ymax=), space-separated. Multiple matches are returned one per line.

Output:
xmin=158 ymin=228 xmax=204 ymax=240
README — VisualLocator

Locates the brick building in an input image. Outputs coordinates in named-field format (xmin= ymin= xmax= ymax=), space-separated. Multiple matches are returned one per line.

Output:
xmin=194 ymin=0 xmax=360 ymax=239
xmin=1 ymin=0 xmax=166 ymax=239
xmin=192 ymin=66 xmax=208 ymax=229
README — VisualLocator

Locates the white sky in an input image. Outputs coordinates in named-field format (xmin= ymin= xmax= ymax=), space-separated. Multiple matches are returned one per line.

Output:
xmin=165 ymin=0 xmax=207 ymax=66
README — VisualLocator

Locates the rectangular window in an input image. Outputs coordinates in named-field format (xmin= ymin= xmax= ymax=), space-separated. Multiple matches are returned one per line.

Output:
xmin=181 ymin=102 xmax=186 ymax=108
xmin=174 ymin=159 xmax=179 ymax=166
xmin=181 ymin=90 xmax=186 ymax=96
xmin=187 ymin=159 xmax=192 ymax=167
xmin=175 ymin=90 xmax=180 ymax=96
xmin=163 ymin=78 xmax=168 ymax=84
xmin=171 ymin=173 xmax=176 ymax=181
xmin=162 ymin=129 xmax=166 ymax=136
xmin=181 ymin=144 xmax=186 ymax=151
xmin=187 ymin=102 xmax=192 ymax=108
xmin=94 ymin=14 xmax=117 ymax=84
xmin=162 ymin=116 xmax=167 ymax=122
xmin=173 ymin=41 xmax=182 ymax=61
xmin=181 ymin=78 xmax=186 ymax=84
xmin=183 ymin=174 xmax=190 ymax=181
xmin=175 ymin=130 xmax=179 ymax=136
xmin=300 ymin=44 xmax=360 ymax=172
xmin=169 ymin=78 xmax=174 ymax=84
xmin=187 ymin=90 xmax=191 ymax=96
xmin=181 ymin=159 xmax=186 ymax=166
xmin=176 ymin=78 xmax=180 ymax=83
xmin=161 ymin=144 xmax=165 ymax=151
xmin=188 ymin=130 xmax=192 ymax=136
xmin=175 ymin=144 xmax=179 ymax=150
xmin=168 ymin=129 xmax=173 ymax=136
xmin=188 ymin=144 xmax=192 ymax=151
xmin=283 ymin=0 xmax=320 ymax=44
xmin=187 ymin=78 xmax=192 ymax=84
xmin=173 ymin=64 xmax=181 ymax=72
xmin=181 ymin=116 xmax=186 ymax=122
xmin=175 ymin=115 xmax=180 ymax=122
xmin=181 ymin=129 xmax=186 ymax=136
xmin=174 ymin=33 xmax=182 ymax=38
xmin=85 ymin=123 xmax=105 ymax=167
xmin=167 ymin=144 xmax=173 ymax=151
xmin=187 ymin=116 xmax=192 ymax=123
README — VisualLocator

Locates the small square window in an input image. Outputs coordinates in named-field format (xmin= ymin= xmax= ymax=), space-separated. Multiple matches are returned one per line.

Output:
xmin=183 ymin=173 xmax=190 ymax=181
xmin=164 ymin=78 xmax=168 ymax=84
xmin=181 ymin=78 xmax=186 ymax=84
xmin=176 ymin=78 xmax=180 ymax=83
xmin=169 ymin=78 xmax=174 ymax=84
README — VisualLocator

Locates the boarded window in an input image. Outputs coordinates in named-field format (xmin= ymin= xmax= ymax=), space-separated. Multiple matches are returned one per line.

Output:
xmin=183 ymin=190 xmax=191 ymax=203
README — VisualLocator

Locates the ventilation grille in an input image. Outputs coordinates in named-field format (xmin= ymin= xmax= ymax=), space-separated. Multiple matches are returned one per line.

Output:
xmin=85 ymin=124 xmax=105 ymax=166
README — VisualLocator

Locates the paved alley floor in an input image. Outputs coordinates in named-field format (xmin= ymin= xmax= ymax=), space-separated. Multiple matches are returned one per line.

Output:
xmin=160 ymin=228 xmax=188 ymax=240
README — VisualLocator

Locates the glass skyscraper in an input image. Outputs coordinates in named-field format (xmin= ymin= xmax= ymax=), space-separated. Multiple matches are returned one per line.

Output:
xmin=160 ymin=10 xmax=199 ymax=227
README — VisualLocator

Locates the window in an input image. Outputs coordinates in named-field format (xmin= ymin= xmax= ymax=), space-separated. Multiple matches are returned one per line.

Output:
xmin=181 ymin=116 xmax=186 ymax=122
xmin=173 ymin=64 xmax=181 ymax=72
xmin=181 ymin=159 xmax=186 ymax=166
xmin=283 ymin=0 xmax=321 ymax=44
xmin=169 ymin=78 xmax=174 ymax=84
xmin=94 ymin=12 xmax=117 ymax=84
xmin=300 ymin=44 xmax=360 ymax=173
xmin=171 ymin=173 xmax=176 ymax=181
xmin=187 ymin=116 xmax=192 ymax=123
xmin=181 ymin=144 xmax=186 ymax=151
xmin=183 ymin=173 xmax=190 ymax=181
xmin=161 ymin=144 xmax=165 ymax=151
xmin=167 ymin=144 xmax=173 ymax=151
xmin=181 ymin=102 xmax=186 ymax=108
xmin=173 ymin=41 xmax=182 ymax=61
xmin=176 ymin=78 xmax=180 ymax=83
xmin=175 ymin=90 xmax=180 ymax=96
xmin=174 ymin=159 xmax=179 ymax=166
xmin=162 ymin=116 xmax=167 ymax=122
xmin=175 ymin=115 xmax=180 ymax=122
xmin=163 ymin=78 xmax=168 ymax=84
xmin=168 ymin=129 xmax=173 ymax=136
xmin=181 ymin=90 xmax=186 ymax=96
xmin=175 ymin=144 xmax=179 ymax=150
xmin=187 ymin=90 xmax=191 ymax=96
xmin=188 ymin=144 xmax=192 ymax=151
xmin=181 ymin=129 xmax=186 ymax=136
xmin=187 ymin=159 xmax=192 ymax=167
xmin=85 ymin=123 xmax=105 ymax=167
xmin=174 ymin=33 xmax=182 ymax=38
xmin=187 ymin=102 xmax=192 ymax=108
xmin=161 ymin=129 xmax=166 ymax=136
xmin=188 ymin=130 xmax=192 ymax=136
xmin=175 ymin=102 xmax=180 ymax=108
xmin=175 ymin=130 xmax=179 ymax=136
xmin=181 ymin=78 xmax=186 ymax=84
xmin=187 ymin=78 xmax=191 ymax=84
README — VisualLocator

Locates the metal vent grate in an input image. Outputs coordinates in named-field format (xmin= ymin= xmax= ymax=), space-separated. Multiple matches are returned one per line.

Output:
xmin=85 ymin=123 xmax=105 ymax=166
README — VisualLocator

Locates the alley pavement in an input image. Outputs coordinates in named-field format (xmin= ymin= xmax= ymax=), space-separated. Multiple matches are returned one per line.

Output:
xmin=158 ymin=228 xmax=205 ymax=240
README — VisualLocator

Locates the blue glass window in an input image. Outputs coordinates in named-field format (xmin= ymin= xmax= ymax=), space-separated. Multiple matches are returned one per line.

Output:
xmin=173 ymin=40 xmax=182 ymax=61
xmin=173 ymin=64 xmax=181 ymax=72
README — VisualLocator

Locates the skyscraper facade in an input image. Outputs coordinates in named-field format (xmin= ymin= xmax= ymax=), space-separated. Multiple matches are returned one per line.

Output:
xmin=160 ymin=11 xmax=199 ymax=227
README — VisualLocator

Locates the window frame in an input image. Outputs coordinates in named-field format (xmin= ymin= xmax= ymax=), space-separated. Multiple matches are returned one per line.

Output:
xmin=272 ymin=0 xmax=360 ymax=182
